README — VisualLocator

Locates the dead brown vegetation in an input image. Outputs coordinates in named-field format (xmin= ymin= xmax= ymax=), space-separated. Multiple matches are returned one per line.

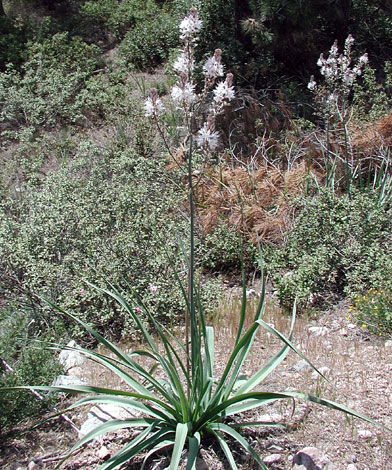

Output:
xmin=194 ymin=162 xmax=324 ymax=245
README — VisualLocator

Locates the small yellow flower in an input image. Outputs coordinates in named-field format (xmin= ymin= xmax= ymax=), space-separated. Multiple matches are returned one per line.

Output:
xmin=347 ymin=316 xmax=351 ymax=321
xmin=374 ymin=306 xmax=378 ymax=310
xmin=362 ymin=324 xmax=367 ymax=328
xmin=349 ymin=306 xmax=353 ymax=312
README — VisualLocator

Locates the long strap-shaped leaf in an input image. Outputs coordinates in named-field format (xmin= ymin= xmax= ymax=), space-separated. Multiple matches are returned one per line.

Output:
xmin=197 ymin=391 xmax=392 ymax=433
xmin=52 ymin=343 xmax=169 ymax=400
xmin=222 ymin=278 xmax=267 ymax=400
xmin=4 ymin=385 xmax=179 ymax=420
xmin=84 ymin=282 xmax=159 ymax=354
xmin=69 ymin=418 xmax=157 ymax=454
xmin=68 ymin=394 xmax=174 ymax=421
xmin=234 ymin=303 xmax=296 ymax=396
xmin=141 ymin=439 xmax=175 ymax=470
xmin=186 ymin=432 xmax=201 ymax=470
xmin=209 ymin=423 xmax=268 ymax=469
xmin=255 ymin=317 xmax=331 ymax=383
xmin=99 ymin=429 xmax=174 ymax=470
xmin=209 ymin=428 xmax=238 ymax=470
xmin=169 ymin=422 xmax=189 ymax=470
xmin=112 ymin=281 xmax=192 ymax=394
xmin=42 ymin=295 xmax=158 ymax=379
xmin=207 ymin=322 xmax=260 ymax=410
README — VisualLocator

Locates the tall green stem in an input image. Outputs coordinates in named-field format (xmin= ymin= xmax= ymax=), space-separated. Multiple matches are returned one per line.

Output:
xmin=187 ymin=130 xmax=196 ymax=396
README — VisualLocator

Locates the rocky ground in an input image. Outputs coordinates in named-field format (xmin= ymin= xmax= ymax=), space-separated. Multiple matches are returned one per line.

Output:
xmin=1 ymin=293 xmax=392 ymax=470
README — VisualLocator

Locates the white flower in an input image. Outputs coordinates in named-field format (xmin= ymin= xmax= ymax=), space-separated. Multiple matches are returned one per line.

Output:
xmin=203 ymin=49 xmax=224 ymax=78
xmin=196 ymin=123 xmax=219 ymax=150
xmin=173 ymin=52 xmax=193 ymax=74
xmin=213 ymin=81 xmax=235 ymax=105
xmin=307 ymin=76 xmax=317 ymax=91
xmin=359 ymin=53 xmax=369 ymax=65
xmin=171 ymin=83 xmax=196 ymax=105
xmin=144 ymin=93 xmax=165 ymax=118
xmin=179 ymin=8 xmax=202 ymax=40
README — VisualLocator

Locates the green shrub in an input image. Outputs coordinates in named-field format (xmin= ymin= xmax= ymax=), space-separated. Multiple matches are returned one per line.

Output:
xmin=118 ymin=10 xmax=178 ymax=70
xmin=353 ymin=61 xmax=392 ymax=122
xmin=0 ymin=32 xmax=101 ymax=134
xmin=0 ymin=306 xmax=62 ymax=431
xmin=78 ymin=0 xmax=163 ymax=42
xmin=198 ymin=223 xmax=256 ymax=273
xmin=350 ymin=288 xmax=392 ymax=337
xmin=0 ymin=136 xmax=203 ymax=339
xmin=269 ymin=187 xmax=392 ymax=310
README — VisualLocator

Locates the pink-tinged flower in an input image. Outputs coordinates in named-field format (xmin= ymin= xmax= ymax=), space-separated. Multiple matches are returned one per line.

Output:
xmin=196 ymin=122 xmax=220 ymax=150
xmin=203 ymin=49 xmax=224 ymax=79
xmin=144 ymin=88 xmax=165 ymax=118
xmin=149 ymin=285 xmax=158 ymax=293
xmin=179 ymin=7 xmax=202 ymax=40
xmin=80 ymin=288 xmax=85 ymax=295
xmin=135 ymin=307 xmax=141 ymax=313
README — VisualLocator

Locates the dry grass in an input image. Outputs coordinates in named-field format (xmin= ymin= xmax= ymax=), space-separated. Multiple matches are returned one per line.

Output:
xmin=195 ymin=162 xmax=324 ymax=244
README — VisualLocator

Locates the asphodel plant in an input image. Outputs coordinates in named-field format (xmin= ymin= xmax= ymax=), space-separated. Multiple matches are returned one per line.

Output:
xmin=2 ymin=8 xmax=390 ymax=470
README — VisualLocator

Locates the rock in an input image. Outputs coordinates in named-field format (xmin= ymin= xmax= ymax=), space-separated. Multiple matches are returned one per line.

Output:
xmin=79 ymin=404 xmax=135 ymax=440
xmin=292 ymin=447 xmax=337 ymax=469
xmin=347 ymin=323 xmax=357 ymax=329
xmin=78 ymin=415 xmax=104 ymax=441
xmin=358 ymin=429 xmax=372 ymax=439
xmin=346 ymin=465 xmax=358 ymax=470
xmin=291 ymin=360 xmax=312 ymax=372
xmin=52 ymin=375 xmax=87 ymax=387
xmin=340 ymin=328 xmax=348 ymax=336
xmin=98 ymin=446 xmax=111 ymax=460
xmin=263 ymin=453 xmax=282 ymax=464
xmin=312 ymin=366 xmax=330 ymax=379
xmin=267 ymin=444 xmax=284 ymax=452
xmin=90 ymin=403 xmax=133 ymax=421
xmin=246 ymin=288 xmax=258 ymax=298
xmin=308 ymin=326 xmax=329 ymax=337
xmin=58 ymin=340 xmax=86 ymax=372
xmin=385 ymin=340 xmax=392 ymax=350
xmin=257 ymin=413 xmax=283 ymax=424
xmin=28 ymin=462 xmax=42 ymax=470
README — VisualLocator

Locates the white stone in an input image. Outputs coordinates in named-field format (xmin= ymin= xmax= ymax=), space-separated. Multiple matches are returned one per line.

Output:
xmin=78 ymin=415 xmax=104 ymax=440
xmin=358 ymin=429 xmax=372 ymax=439
xmin=340 ymin=328 xmax=348 ymax=336
xmin=292 ymin=446 xmax=337 ymax=469
xmin=347 ymin=323 xmax=357 ymax=329
xmin=347 ymin=465 xmax=358 ymax=470
xmin=52 ymin=375 xmax=86 ymax=387
xmin=58 ymin=340 xmax=86 ymax=372
xmin=308 ymin=326 xmax=329 ymax=337
xmin=385 ymin=340 xmax=392 ymax=350
xmin=98 ymin=446 xmax=111 ymax=460
xmin=263 ymin=454 xmax=282 ymax=464
xmin=258 ymin=413 xmax=283 ymax=424
xmin=291 ymin=360 xmax=312 ymax=372
xmin=78 ymin=404 xmax=136 ymax=440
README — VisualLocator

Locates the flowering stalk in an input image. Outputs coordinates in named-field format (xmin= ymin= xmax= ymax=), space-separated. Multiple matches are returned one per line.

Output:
xmin=144 ymin=7 xmax=235 ymax=394
xmin=308 ymin=35 xmax=368 ymax=190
